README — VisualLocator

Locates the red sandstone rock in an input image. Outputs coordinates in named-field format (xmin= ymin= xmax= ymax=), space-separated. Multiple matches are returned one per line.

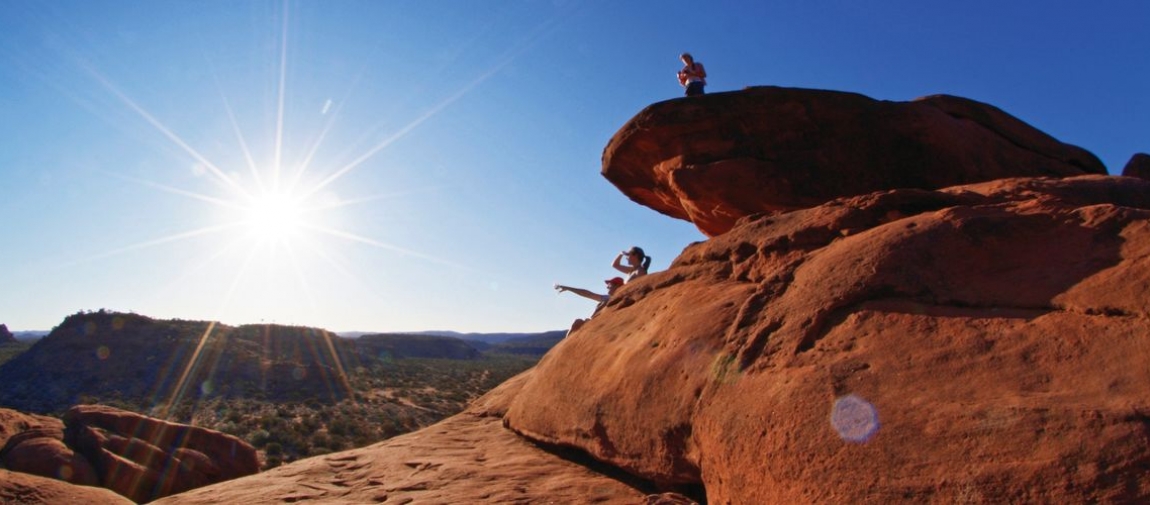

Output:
xmin=503 ymin=175 xmax=1150 ymax=503
xmin=602 ymin=87 xmax=1106 ymax=236
xmin=1 ymin=427 xmax=99 ymax=486
xmin=63 ymin=404 xmax=260 ymax=503
xmin=0 ymin=407 xmax=59 ymax=449
xmin=1123 ymin=152 xmax=1150 ymax=180
xmin=0 ymin=469 xmax=131 ymax=505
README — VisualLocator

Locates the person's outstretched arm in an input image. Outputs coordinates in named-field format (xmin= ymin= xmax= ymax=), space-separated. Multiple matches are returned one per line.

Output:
xmin=555 ymin=284 xmax=605 ymax=302
xmin=612 ymin=253 xmax=634 ymax=274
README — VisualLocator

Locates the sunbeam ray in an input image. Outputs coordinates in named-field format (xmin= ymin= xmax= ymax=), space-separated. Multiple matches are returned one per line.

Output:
xmin=58 ymin=223 xmax=243 ymax=268
xmin=159 ymin=240 xmax=264 ymax=418
xmin=78 ymin=62 xmax=251 ymax=200
xmin=299 ymin=186 xmax=441 ymax=213
xmin=319 ymin=329 xmax=357 ymax=405
xmin=286 ymin=65 xmax=369 ymax=194
xmin=207 ymin=54 xmax=267 ymax=194
xmin=157 ymin=321 xmax=218 ymax=419
xmin=299 ymin=7 xmax=566 ymax=201
xmin=299 ymin=223 xmax=468 ymax=270
xmin=273 ymin=1 xmax=291 ymax=191
xmin=102 ymin=170 xmax=246 ymax=211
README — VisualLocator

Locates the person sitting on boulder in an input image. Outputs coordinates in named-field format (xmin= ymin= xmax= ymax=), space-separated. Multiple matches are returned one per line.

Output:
xmin=677 ymin=52 xmax=706 ymax=96
xmin=613 ymin=246 xmax=651 ymax=282
xmin=555 ymin=277 xmax=624 ymax=336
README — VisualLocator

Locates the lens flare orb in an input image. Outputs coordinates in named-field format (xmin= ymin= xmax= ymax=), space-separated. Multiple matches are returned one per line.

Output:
xmin=831 ymin=394 xmax=880 ymax=443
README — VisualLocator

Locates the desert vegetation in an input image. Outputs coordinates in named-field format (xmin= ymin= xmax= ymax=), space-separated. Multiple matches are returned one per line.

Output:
xmin=0 ymin=341 xmax=32 ymax=367
xmin=0 ymin=311 xmax=547 ymax=469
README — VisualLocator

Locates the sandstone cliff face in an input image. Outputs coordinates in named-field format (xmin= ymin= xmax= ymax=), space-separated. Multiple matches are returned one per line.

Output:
xmin=602 ymin=86 xmax=1106 ymax=237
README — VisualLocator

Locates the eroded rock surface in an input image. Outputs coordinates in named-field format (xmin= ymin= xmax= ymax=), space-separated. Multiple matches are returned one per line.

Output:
xmin=602 ymin=86 xmax=1106 ymax=236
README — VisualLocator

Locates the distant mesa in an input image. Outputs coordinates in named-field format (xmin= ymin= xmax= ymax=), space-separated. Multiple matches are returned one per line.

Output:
xmin=602 ymin=86 xmax=1106 ymax=236
xmin=0 ymin=310 xmax=560 ymax=415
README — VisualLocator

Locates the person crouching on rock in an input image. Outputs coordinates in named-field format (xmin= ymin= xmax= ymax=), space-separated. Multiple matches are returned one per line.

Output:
xmin=613 ymin=246 xmax=651 ymax=282
xmin=555 ymin=277 xmax=624 ymax=337
xmin=677 ymin=52 xmax=706 ymax=96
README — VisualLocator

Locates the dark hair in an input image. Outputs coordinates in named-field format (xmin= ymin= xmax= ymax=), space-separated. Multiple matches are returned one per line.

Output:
xmin=627 ymin=246 xmax=651 ymax=271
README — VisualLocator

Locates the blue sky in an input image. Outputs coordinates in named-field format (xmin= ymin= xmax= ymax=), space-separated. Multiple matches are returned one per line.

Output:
xmin=1 ymin=1 xmax=1146 ymax=333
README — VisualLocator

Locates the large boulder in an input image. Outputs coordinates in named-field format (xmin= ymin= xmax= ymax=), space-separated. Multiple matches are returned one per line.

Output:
xmin=602 ymin=86 xmax=1106 ymax=236
xmin=504 ymin=175 xmax=1150 ymax=503
xmin=1 ymin=408 xmax=100 ymax=486
xmin=1 ymin=426 xmax=99 ymax=486
xmin=64 ymin=405 xmax=260 ymax=503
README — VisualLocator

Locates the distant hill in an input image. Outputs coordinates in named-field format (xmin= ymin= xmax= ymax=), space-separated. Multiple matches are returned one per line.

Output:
xmin=0 ymin=311 xmax=368 ymax=413
xmin=0 ymin=324 xmax=15 ymax=344
xmin=355 ymin=333 xmax=481 ymax=360
xmin=0 ymin=311 xmax=562 ymax=416
xmin=485 ymin=331 xmax=565 ymax=356
xmin=11 ymin=330 xmax=49 ymax=341
xmin=410 ymin=330 xmax=566 ymax=345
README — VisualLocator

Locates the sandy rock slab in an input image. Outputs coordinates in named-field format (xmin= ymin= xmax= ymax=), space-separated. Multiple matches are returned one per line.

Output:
xmin=0 ymin=469 xmax=131 ymax=505
xmin=154 ymin=411 xmax=648 ymax=504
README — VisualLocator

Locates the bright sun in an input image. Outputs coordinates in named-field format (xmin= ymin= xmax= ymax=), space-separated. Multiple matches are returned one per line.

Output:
xmin=241 ymin=190 xmax=306 ymax=241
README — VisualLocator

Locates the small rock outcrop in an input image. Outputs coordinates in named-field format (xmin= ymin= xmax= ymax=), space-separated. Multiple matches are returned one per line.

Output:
xmin=0 ymin=405 xmax=259 ymax=503
xmin=1 ymin=426 xmax=99 ymax=486
xmin=602 ymin=86 xmax=1106 ymax=236
xmin=0 ymin=324 xmax=15 ymax=344
xmin=64 ymin=405 xmax=260 ymax=503
xmin=1123 ymin=152 xmax=1150 ymax=180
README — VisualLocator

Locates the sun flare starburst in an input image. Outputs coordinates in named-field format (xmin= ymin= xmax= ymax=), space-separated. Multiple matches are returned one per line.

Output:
xmin=240 ymin=189 xmax=307 ymax=242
